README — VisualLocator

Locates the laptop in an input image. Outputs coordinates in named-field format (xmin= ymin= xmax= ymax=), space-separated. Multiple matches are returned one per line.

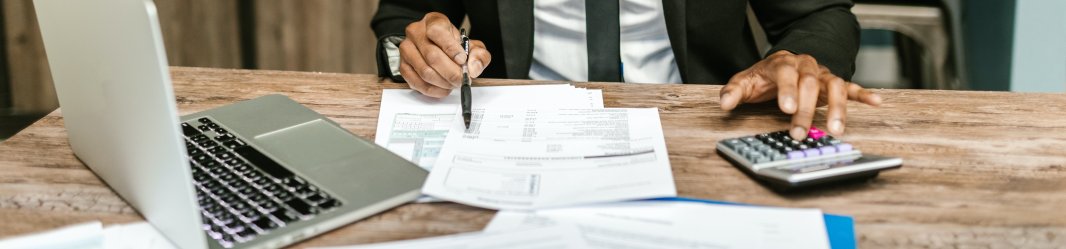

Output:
xmin=33 ymin=0 xmax=428 ymax=248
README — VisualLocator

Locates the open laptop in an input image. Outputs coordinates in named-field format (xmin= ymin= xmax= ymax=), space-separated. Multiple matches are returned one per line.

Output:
xmin=33 ymin=0 xmax=428 ymax=248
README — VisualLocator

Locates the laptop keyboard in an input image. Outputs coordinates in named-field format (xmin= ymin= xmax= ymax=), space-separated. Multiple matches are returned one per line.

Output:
xmin=182 ymin=117 xmax=342 ymax=248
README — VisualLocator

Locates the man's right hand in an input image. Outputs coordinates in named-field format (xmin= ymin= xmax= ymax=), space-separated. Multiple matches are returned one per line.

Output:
xmin=400 ymin=12 xmax=491 ymax=98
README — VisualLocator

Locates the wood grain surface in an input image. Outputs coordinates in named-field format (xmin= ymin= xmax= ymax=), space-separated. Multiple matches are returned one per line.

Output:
xmin=1 ymin=67 xmax=1064 ymax=248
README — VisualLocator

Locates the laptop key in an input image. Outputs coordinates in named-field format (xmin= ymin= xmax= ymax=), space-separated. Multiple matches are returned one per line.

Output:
xmin=235 ymin=228 xmax=257 ymax=240
xmin=238 ymin=187 xmax=256 ymax=196
xmin=223 ymin=139 xmax=245 ymax=149
xmin=263 ymin=183 xmax=283 ymax=194
xmin=182 ymin=122 xmax=201 ymax=136
xmin=239 ymin=209 xmax=260 ymax=220
xmin=273 ymin=191 xmax=294 ymax=202
xmin=191 ymin=134 xmax=209 ymax=141
xmin=198 ymin=140 xmax=219 ymax=148
xmin=270 ymin=209 xmax=299 ymax=223
xmin=217 ymin=152 xmax=235 ymax=160
xmin=295 ymin=186 xmax=317 ymax=197
xmin=191 ymin=154 xmax=211 ymax=163
xmin=284 ymin=199 xmax=316 ymax=216
xmin=252 ymin=217 xmax=278 ymax=230
xmin=259 ymin=201 xmax=279 ymax=212
xmin=305 ymin=193 xmax=326 ymax=204
xmin=215 ymin=133 xmax=236 ymax=141
xmin=317 ymin=199 xmax=339 ymax=210
xmin=207 ymin=147 xmax=226 ymax=155
xmin=233 ymin=146 xmax=294 ymax=179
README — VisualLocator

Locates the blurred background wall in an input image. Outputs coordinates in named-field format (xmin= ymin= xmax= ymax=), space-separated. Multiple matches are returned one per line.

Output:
xmin=0 ymin=0 xmax=1063 ymax=140
xmin=0 ymin=0 xmax=382 ymax=139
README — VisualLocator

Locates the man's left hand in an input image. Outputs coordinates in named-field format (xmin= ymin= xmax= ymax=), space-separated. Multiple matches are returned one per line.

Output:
xmin=719 ymin=50 xmax=882 ymax=140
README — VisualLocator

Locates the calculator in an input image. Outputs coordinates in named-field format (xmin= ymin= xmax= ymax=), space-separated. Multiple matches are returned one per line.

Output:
xmin=716 ymin=127 xmax=902 ymax=190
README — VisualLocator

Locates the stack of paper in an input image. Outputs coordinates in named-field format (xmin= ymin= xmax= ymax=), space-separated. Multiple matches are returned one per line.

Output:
xmin=313 ymin=200 xmax=833 ymax=249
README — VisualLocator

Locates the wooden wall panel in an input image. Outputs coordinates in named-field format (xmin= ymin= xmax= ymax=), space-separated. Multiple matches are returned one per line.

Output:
xmin=0 ymin=0 xmax=383 ymax=116
xmin=3 ymin=0 xmax=55 ymax=113
xmin=255 ymin=0 xmax=380 ymax=74
xmin=154 ymin=0 xmax=244 ymax=68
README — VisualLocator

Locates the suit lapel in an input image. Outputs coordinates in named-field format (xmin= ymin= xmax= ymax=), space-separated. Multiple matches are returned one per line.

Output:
xmin=497 ymin=0 xmax=534 ymax=79
xmin=662 ymin=0 xmax=689 ymax=82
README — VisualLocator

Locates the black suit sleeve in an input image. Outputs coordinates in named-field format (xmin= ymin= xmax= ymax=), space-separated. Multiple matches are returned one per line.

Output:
xmin=749 ymin=0 xmax=861 ymax=80
xmin=370 ymin=0 xmax=467 ymax=80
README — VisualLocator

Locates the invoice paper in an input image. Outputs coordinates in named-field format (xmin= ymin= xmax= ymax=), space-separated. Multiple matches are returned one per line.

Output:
xmin=421 ymin=108 xmax=677 ymax=210
xmin=375 ymin=85 xmax=603 ymax=169
xmin=310 ymin=224 xmax=590 ymax=249
xmin=486 ymin=201 xmax=831 ymax=249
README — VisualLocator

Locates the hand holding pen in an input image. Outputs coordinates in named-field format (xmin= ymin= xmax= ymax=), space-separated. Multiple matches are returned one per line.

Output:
xmin=396 ymin=13 xmax=492 ymax=98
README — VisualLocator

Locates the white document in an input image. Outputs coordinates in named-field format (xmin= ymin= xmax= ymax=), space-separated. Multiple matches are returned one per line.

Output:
xmin=102 ymin=222 xmax=177 ymax=249
xmin=486 ymin=201 xmax=831 ymax=249
xmin=0 ymin=221 xmax=176 ymax=249
xmin=376 ymin=85 xmax=604 ymax=202
xmin=375 ymin=84 xmax=603 ymax=170
xmin=0 ymin=222 xmax=104 ymax=249
xmin=311 ymin=224 xmax=590 ymax=249
xmin=422 ymin=108 xmax=676 ymax=210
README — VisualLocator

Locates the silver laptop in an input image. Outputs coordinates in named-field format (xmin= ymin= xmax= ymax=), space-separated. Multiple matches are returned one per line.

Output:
xmin=33 ymin=0 xmax=428 ymax=248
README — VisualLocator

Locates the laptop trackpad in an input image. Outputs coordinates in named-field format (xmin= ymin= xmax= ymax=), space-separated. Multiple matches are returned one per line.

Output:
xmin=253 ymin=119 xmax=372 ymax=172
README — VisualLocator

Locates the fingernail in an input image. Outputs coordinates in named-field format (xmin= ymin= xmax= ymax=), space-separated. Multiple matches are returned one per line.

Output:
xmin=791 ymin=126 xmax=807 ymax=140
xmin=470 ymin=61 xmax=483 ymax=77
xmin=453 ymin=53 xmax=468 ymax=65
xmin=721 ymin=91 xmax=731 ymax=100
xmin=783 ymin=96 xmax=796 ymax=112
xmin=829 ymin=119 xmax=843 ymax=134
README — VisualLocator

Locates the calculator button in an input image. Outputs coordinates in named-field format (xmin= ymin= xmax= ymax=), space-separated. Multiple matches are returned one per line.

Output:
xmin=818 ymin=146 xmax=837 ymax=155
xmin=740 ymin=136 xmax=758 ymax=145
xmin=722 ymin=139 xmax=745 ymax=149
xmin=753 ymin=143 xmax=770 ymax=151
xmin=802 ymin=148 xmax=821 ymax=157
xmin=770 ymin=152 xmax=788 ymax=161
xmin=752 ymin=156 xmax=769 ymax=164
xmin=758 ymin=146 xmax=776 ymax=156
xmin=808 ymin=127 xmax=826 ymax=139
xmin=787 ymin=151 xmax=805 ymax=159
xmin=835 ymin=143 xmax=853 ymax=152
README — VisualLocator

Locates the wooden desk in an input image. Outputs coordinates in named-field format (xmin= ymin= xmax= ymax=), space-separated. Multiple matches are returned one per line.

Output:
xmin=2 ymin=67 xmax=1065 ymax=248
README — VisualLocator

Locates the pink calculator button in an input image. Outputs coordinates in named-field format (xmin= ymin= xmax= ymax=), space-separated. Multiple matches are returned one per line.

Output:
xmin=808 ymin=127 xmax=826 ymax=139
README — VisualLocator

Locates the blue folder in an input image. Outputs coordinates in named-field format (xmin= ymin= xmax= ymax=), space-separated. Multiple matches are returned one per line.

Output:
xmin=650 ymin=197 xmax=856 ymax=249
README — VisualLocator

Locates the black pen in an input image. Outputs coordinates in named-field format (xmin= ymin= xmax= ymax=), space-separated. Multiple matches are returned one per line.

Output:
xmin=460 ymin=29 xmax=472 ymax=129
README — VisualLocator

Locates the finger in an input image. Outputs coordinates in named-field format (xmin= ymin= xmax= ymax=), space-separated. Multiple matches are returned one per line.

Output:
xmin=399 ymin=62 xmax=426 ymax=93
xmin=400 ymin=38 xmax=453 ymax=90
xmin=406 ymin=20 xmax=463 ymax=88
xmin=847 ymin=83 xmax=883 ymax=107
xmin=824 ymin=75 xmax=848 ymax=135
xmin=769 ymin=57 xmax=799 ymax=114
xmin=720 ymin=72 xmax=753 ymax=111
xmin=401 ymin=61 xmax=452 ymax=98
xmin=467 ymin=40 xmax=492 ymax=78
xmin=423 ymin=13 xmax=466 ymax=64
xmin=790 ymin=55 xmax=821 ymax=140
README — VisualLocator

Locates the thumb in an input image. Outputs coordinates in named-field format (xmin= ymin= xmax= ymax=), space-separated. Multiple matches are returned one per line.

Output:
xmin=720 ymin=78 xmax=752 ymax=111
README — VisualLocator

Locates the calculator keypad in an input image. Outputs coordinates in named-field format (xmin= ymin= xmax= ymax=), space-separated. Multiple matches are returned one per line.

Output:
xmin=720 ymin=127 xmax=853 ymax=164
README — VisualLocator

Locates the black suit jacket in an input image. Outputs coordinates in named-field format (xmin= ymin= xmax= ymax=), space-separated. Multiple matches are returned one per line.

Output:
xmin=372 ymin=0 xmax=860 ymax=84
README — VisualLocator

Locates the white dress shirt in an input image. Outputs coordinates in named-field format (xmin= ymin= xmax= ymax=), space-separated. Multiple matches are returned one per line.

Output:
xmin=529 ymin=0 xmax=682 ymax=84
